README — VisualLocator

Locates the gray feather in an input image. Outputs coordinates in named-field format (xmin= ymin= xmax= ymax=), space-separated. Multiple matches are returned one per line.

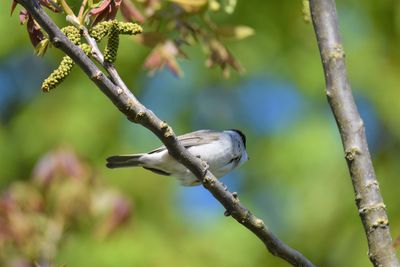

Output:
xmin=106 ymin=154 xmax=143 ymax=168
xmin=148 ymin=130 xmax=220 ymax=154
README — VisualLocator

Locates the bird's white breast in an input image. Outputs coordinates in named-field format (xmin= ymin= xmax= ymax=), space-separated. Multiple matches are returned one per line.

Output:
xmin=140 ymin=132 xmax=241 ymax=185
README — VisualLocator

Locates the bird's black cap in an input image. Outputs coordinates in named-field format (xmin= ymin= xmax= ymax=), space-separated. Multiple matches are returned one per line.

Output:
xmin=230 ymin=129 xmax=246 ymax=148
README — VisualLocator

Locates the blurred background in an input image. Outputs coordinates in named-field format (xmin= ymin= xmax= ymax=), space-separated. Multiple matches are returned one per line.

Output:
xmin=1 ymin=0 xmax=400 ymax=266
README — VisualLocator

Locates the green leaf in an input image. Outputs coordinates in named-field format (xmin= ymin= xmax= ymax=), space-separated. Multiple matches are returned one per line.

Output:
xmin=168 ymin=0 xmax=208 ymax=13
xmin=35 ymin=38 xmax=50 ymax=56
xmin=215 ymin=25 xmax=255 ymax=40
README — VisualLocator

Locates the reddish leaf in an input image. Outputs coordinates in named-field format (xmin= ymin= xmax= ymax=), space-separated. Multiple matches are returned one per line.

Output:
xmin=120 ymin=0 xmax=145 ymax=23
xmin=110 ymin=196 xmax=132 ymax=227
xmin=206 ymin=39 xmax=243 ymax=78
xmin=90 ymin=0 xmax=112 ymax=16
xmin=33 ymin=149 xmax=87 ymax=186
xmin=27 ymin=15 xmax=45 ymax=48
xmin=144 ymin=41 xmax=183 ymax=77
xmin=18 ymin=10 xmax=45 ymax=48
xmin=89 ymin=0 xmax=122 ymax=25
xmin=93 ymin=194 xmax=133 ymax=239
xmin=144 ymin=48 xmax=163 ymax=72
xmin=19 ymin=9 xmax=29 ymax=24
xmin=39 ymin=0 xmax=61 ymax=12
xmin=165 ymin=58 xmax=182 ymax=77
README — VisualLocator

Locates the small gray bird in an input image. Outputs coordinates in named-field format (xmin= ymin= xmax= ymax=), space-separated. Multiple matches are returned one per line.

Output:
xmin=106 ymin=129 xmax=248 ymax=186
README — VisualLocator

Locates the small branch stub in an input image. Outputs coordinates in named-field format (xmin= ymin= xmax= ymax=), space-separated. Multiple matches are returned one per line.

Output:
xmin=371 ymin=218 xmax=389 ymax=230
xmin=328 ymin=44 xmax=345 ymax=61
xmin=160 ymin=122 xmax=174 ymax=138
xmin=202 ymin=175 xmax=214 ymax=186
xmin=129 ymin=110 xmax=145 ymax=123
xmin=224 ymin=210 xmax=231 ymax=217
xmin=345 ymin=146 xmax=361 ymax=161
xmin=254 ymin=218 xmax=265 ymax=229
xmin=51 ymin=37 xmax=61 ymax=47
xmin=91 ymin=70 xmax=103 ymax=81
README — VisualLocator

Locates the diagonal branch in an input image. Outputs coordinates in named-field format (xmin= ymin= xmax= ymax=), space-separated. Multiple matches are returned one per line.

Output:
xmin=16 ymin=1 xmax=315 ymax=266
xmin=309 ymin=0 xmax=400 ymax=266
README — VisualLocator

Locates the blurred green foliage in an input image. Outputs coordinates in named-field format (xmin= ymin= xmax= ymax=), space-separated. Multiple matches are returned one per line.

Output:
xmin=1 ymin=0 xmax=400 ymax=266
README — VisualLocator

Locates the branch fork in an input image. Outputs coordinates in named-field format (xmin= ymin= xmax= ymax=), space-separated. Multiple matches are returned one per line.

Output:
xmin=14 ymin=1 xmax=316 ymax=266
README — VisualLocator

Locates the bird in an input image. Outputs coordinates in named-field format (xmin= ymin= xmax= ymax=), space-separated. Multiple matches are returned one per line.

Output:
xmin=106 ymin=129 xmax=248 ymax=186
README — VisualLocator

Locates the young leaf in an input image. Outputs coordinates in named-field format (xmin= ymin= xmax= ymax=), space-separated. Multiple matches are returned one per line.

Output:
xmin=35 ymin=38 xmax=50 ymax=56
xmin=168 ymin=0 xmax=208 ymax=13
xmin=216 ymin=25 xmax=255 ymax=40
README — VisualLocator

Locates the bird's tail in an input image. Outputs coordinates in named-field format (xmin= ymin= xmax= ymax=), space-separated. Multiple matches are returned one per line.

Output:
xmin=106 ymin=154 xmax=143 ymax=169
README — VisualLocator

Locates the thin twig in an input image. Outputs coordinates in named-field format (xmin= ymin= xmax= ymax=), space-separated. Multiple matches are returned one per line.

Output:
xmin=77 ymin=0 xmax=88 ymax=23
xmin=58 ymin=0 xmax=74 ymax=17
xmin=309 ymin=0 xmax=400 ymax=266
xmin=81 ymin=27 xmax=129 ymax=88
xmin=15 ymin=1 xmax=316 ymax=266
xmin=81 ymin=27 xmax=104 ymax=63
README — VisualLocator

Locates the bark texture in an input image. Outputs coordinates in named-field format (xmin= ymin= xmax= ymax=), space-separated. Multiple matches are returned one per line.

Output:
xmin=309 ymin=0 xmax=400 ymax=266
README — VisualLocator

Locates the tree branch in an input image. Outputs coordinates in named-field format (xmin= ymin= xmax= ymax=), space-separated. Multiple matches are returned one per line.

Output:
xmin=309 ymin=1 xmax=400 ymax=266
xmin=16 ymin=1 xmax=315 ymax=266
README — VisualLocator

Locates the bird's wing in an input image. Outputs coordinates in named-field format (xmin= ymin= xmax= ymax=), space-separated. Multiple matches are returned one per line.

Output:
xmin=148 ymin=130 xmax=221 ymax=154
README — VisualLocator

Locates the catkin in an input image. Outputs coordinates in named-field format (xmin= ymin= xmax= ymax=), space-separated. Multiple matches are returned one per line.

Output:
xmin=41 ymin=27 xmax=83 ymax=92
xmin=104 ymin=21 xmax=119 ymax=63
xmin=42 ymin=55 xmax=75 ymax=92
xmin=42 ymin=21 xmax=143 ymax=91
